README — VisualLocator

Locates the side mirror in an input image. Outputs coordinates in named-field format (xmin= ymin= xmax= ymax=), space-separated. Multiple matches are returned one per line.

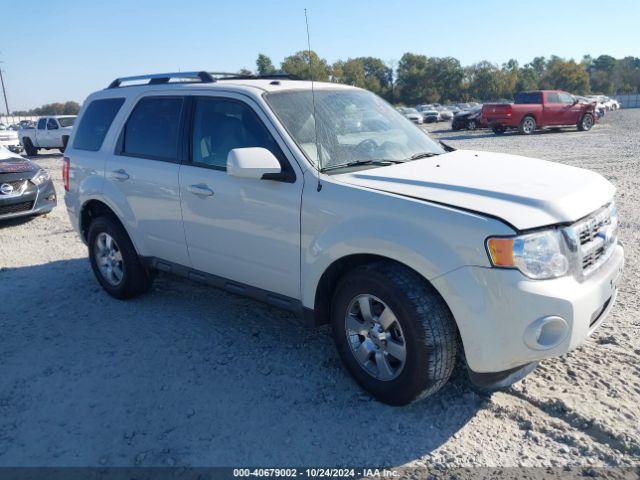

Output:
xmin=227 ymin=147 xmax=281 ymax=180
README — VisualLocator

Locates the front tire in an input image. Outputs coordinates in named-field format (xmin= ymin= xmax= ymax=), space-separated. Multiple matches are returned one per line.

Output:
xmin=467 ymin=120 xmax=477 ymax=130
xmin=518 ymin=115 xmax=536 ymax=135
xmin=88 ymin=215 xmax=153 ymax=299
xmin=331 ymin=262 xmax=458 ymax=405
xmin=578 ymin=113 xmax=594 ymax=131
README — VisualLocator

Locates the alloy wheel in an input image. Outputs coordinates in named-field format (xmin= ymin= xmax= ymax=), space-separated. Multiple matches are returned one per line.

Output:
xmin=95 ymin=232 xmax=124 ymax=286
xmin=344 ymin=294 xmax=407 ymax=381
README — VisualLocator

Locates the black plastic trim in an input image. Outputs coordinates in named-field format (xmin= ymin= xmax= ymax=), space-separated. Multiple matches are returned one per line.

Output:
xmin=141 ymin=257 xmax=307 ymax=319
xmin=468 ymin=361 xmax=538 ymax=390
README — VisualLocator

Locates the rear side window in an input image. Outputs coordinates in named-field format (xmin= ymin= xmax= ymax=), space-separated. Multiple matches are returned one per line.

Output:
xmin=37 ymin=119 xmax=46 ymax=130
xmin=73 ymin=98 xmax=125 ymax=151
xmin=514 ymin=92 xmax=542 ymax=104
xmin=47 ymin=118 xmax=58 ymax=129
xmin=122 ymin=97 xmax=183 ymax=161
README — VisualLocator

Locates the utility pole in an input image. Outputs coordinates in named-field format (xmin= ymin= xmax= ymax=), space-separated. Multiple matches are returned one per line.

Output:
xmin=0 ymin=56 xmax=10 ymax=116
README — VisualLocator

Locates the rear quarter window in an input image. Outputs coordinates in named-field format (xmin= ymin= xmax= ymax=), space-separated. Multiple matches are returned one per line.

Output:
xmin=73 ymin=98 xmax=125 ymax=151
xmin=514 ymin=92 xmax=542 ymax=104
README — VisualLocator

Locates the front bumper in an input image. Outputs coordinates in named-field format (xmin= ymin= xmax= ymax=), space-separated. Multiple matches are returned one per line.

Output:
xmin=433 ymin=244 xmax=624 ymax=373
xmin=0 ymin=179 xmax=57 ymax=221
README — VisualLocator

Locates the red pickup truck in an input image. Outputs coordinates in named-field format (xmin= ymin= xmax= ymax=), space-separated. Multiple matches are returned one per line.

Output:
xmin=481 ymin=90 xmax=597 ymax=135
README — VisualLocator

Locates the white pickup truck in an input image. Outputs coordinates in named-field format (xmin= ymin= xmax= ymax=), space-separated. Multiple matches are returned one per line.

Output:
xmin=19 ymin=115 xmax=76 ymax=155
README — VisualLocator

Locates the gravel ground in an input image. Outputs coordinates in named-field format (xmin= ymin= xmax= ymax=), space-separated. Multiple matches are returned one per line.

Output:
xmin=0 ymin=110 xmax=638 ymax=469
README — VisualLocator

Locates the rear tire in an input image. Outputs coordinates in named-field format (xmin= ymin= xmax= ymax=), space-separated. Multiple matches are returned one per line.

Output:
xmin=23 ymin=138 xmax=37 ymax=156
xmin=492 ymin=124 xmax=506 ymax=135
xmin=518 ymin=115 xmax=536 ymax=135
xmin=331 ymin=261 xmax=458 ymax=405
xmin=468 ymin=120 xmax=477 ymax=130
xmin=578 ymin=113 xmax=594 ymax=131
xmin=88 ymin=215 xmax=154 ymax=299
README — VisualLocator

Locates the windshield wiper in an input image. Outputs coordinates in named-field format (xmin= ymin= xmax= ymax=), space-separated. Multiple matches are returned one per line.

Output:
xmin=405 ymin=152 xmax=442 ymax=161
xmin=321 ymin=159 xmax=405 ymax=172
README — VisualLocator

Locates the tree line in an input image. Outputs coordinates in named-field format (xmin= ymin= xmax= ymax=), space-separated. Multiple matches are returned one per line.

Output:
xmin=12 ymin=101 xmax=81 ymax=116
xmin=12 ymin=53 xmax=638 ymax=114
xmin=255 ymin=52 xmax=640 ymax=105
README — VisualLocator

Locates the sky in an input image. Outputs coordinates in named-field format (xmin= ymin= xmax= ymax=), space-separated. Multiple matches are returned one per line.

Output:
xmin=1 ymin=0 xmax=639 ymax=111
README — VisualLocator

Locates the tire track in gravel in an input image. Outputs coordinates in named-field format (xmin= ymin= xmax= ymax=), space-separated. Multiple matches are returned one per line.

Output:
xmin=503 ymin=390 xmax=640 ymax=459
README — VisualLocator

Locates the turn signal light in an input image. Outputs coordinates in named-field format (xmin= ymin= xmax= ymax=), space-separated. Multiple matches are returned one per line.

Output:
xmin=487 ymin=238 xmax=514 ymax=267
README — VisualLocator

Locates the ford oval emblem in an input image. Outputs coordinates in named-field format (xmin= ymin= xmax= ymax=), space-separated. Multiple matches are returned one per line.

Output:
xmin=0 ymin=183 xmax=14 ymax=195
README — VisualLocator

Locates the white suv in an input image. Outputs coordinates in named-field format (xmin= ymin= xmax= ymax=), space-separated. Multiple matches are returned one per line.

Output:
xmin=64 ymin=72 xmax=624 ymax=405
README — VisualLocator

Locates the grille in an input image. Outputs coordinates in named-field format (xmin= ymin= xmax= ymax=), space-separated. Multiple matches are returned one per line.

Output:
xmin=0 ymin=201 xmax=34 ymax=216
xmin=571 ymin=203 xmax=617 ymax=277
xmin=0 ymin=179 xmax=28 ymax=194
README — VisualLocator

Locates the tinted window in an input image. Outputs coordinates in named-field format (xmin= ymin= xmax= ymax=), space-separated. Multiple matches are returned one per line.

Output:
xmin=47 ymin=118 xmax=58 ymax=129
xmin=191 ymin=97 xmax=281 ymax=169
xmin=546 ymin=92 xmax=561 ymax=103
xmin=514 ymin=92 xmax=542 ymax=104
xmin=123 ymin=97 xmax=183 ymax=160
xmin=559 ymin=92 xmax=574 ymax=104
xmin=37 ymin=119 xmax=46 ymax=130
xmin=73 ymin=98 xmax=125 ymax=151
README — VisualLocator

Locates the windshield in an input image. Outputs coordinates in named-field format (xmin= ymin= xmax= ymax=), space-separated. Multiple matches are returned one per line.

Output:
xmin=58 ymin=117 xmax=75 ymax=127
xmin=265 ymin=89 xmax=443 ymax=171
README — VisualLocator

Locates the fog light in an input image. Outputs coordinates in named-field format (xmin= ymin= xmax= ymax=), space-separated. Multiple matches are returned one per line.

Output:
xmin=524 ymin=316 xmax=569 ymax=350
xmin=46 ymin=194 xmax=56 ymax=202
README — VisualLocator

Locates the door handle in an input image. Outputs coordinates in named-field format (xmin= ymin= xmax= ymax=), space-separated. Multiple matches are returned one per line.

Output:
xmin=110 ymin=169 xmax=130 ymax=181
xmin=188 ymin=184 xmax=214 ymax=197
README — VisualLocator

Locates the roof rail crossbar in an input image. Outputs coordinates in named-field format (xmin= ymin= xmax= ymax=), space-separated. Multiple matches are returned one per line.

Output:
xmin=107 ymin=71 xmax=215 ymax=89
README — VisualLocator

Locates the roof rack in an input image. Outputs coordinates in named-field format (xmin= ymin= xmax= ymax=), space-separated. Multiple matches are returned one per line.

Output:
xmin=212 ymin=72 xmax=301 ymax=81
xmin=106 ymin=71 xmax=301 ymax=89
xmin=107 ymin=71 xmax=215 ymax=89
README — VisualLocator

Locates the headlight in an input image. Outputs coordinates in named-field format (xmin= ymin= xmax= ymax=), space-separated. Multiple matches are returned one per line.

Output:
xmin=31 ymin=168 xmax=51 ymax=186
xmin=486 ymin=229 xmax=570 ymax=280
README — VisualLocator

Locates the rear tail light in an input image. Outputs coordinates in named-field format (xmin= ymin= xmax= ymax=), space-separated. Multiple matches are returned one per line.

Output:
xmin=62 ymin=156 xmax=70 ymax=191
xmin=504 ymin=105 xmax=513 ymax=114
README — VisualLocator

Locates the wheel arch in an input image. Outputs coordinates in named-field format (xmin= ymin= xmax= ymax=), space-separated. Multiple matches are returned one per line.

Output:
xmin=309 ymin=253 xmax=454 ymax=329
xmin=80 ymin=199 xmax=142 ymax=255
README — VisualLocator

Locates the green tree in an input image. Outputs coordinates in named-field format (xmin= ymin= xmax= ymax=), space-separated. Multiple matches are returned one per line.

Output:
xmin=396 ymin=53 xmax=434 ymax=104
xmin=541 ymin=57 xmax=590 ymax=94
xmin=280 ymin=51 xmax=330 ymax=81
xmin=256 ymin=54 xmax=275 ymax=75
xmin=465 ymin=61 xmax=503 ymax=101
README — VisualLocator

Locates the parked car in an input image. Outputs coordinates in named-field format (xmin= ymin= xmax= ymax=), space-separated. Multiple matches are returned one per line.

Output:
xmin=436 ymin=107 xmax=454 ymax=121
xmin=576 ymin=96 xmax=606 ymax=119
xmin=416 ymin=104 xmax=434 ymax=112
xmin=0 ymin=145 xmax=56 ymax=220
xmin=398 ymin=107 xmax=423 ymax=124
xmin=421 ymin=109 xmax=440 ymax=123
xmin=19 ymin=115 xmax=76 ymax=155
xmin=445 ymin=105 xmax=461 ymax=114
xmin=0 ymin=124 xmax=23 ymax=153
xmin=65 ymin=71 xmax=623 ymax=405
xmin=482 ymin=90 xmax=598 ymax=135
xmin=451 ymin=106 xmax=483 ymax=130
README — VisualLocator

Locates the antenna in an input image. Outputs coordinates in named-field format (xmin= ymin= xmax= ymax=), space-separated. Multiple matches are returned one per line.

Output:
xmin=304 ymin=9 xmax=323 ymax=192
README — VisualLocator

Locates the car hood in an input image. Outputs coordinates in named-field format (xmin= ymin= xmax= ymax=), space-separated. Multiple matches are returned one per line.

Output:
xmin=333 ymin=149 xmax=615 ymax=231
xmin=0 ymin=147 xmax=37 ymax=173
